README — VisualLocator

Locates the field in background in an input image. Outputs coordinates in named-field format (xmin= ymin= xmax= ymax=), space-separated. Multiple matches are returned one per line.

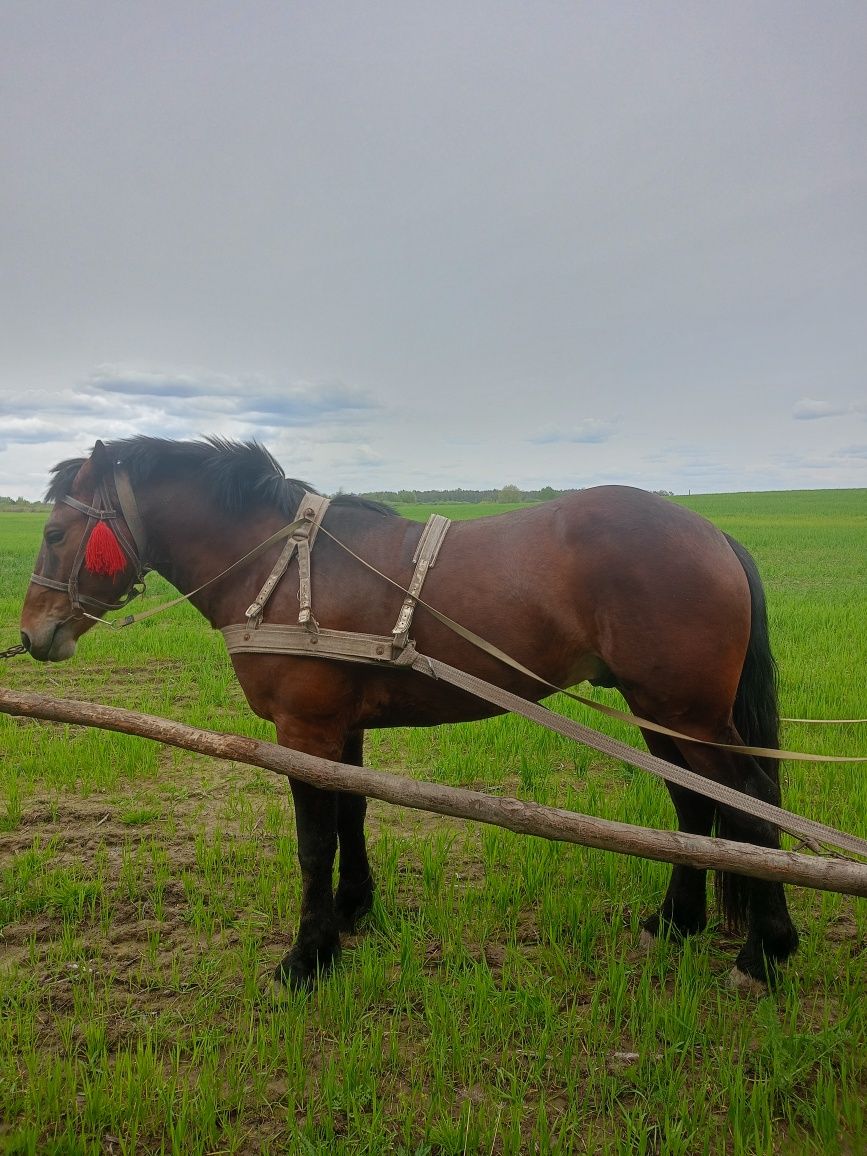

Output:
xmin=1 ymin=490 xmax=866 ymax=1154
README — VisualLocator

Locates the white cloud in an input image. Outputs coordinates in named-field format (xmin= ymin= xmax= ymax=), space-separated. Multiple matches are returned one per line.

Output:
xmin=0 ymin=417 xmax=71 ymax=443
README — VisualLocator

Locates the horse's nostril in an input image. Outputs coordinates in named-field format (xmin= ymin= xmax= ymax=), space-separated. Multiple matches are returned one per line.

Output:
xmin=20 ymin=631 xmax=32 ymax=652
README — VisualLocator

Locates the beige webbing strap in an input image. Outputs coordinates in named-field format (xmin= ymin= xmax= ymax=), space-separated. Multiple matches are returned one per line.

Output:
xmin=223 ymin=623 xmax=405 ymax=663
xmin=244 ymin=492 xmax=331 ymax=630
xmin=295 ymin=493 xmax=331 ymax=629
xmin=392 ymin=514 xmax=451 ymax=648
xmin=411 ymin=655 xmax=867 ymax=860
xmin=316 ymin=524 xmax=867 ymax=765
xmin=245 ymin=535 xmax=298 ymax=626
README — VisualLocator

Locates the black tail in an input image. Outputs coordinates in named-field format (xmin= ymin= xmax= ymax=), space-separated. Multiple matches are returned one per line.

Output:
xmin=716 ymin=534 xmax=781 ymax=930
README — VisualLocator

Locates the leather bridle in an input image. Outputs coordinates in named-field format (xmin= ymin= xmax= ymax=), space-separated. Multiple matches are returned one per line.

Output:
xmin=29 ymin=468 xmax=149 ymax=620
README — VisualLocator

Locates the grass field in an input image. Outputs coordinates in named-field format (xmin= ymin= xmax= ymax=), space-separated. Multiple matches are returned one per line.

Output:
xmin=1 ymin=489 xmax=866 ymax=1154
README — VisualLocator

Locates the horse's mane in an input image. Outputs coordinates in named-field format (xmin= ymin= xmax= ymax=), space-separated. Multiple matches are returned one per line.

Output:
xmin=46 ymin=436 xmax=395 ymax=517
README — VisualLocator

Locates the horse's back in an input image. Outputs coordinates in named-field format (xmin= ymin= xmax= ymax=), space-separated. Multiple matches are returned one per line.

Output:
xmin=420 ymin=486 xmax=751 ymax=708
xmin=441 ymin=485 xmax=742 ymax=606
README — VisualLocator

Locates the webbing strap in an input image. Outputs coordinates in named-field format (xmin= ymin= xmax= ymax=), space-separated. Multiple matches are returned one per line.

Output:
xmin=218 ymin=616 xmax=867 ymax=857
xmin=411 ymin=655 xmax=867 ymax=860
xmin=316 ymin=525 xmax=867 ymax=765
xmin=296 ymin=494 xmax=331 ymax=628
xmin=392 ymin=513 xmax=451 ymax=647
xmin=244 ymin=493 xmax=331 ymax=628
xmin=223 ymin=624 xmax=404 ymax=664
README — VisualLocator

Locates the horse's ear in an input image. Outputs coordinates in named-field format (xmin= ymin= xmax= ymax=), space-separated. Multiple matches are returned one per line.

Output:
xmin=71 ymin=440 xmax=112 ymax=495
xmin=91 ymin=440 xmax=112 ymax=472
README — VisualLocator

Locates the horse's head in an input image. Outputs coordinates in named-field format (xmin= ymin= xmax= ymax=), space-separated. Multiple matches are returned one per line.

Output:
xmin=20 ymin=441 xmax=147 ymax=661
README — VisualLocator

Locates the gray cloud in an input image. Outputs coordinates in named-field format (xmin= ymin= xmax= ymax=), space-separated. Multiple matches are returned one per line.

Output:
xmin=834 ymin=444 xmax=867 ymax=460
xmin=83 ymin=367 xmax=215 ymax=399
xmin=530 ymin=420 xmax=619 ymax=445
xmin=792 ymin=398 xmax=851 ymax=420
xmin=80 ymin=366 xmax=378 ymax=426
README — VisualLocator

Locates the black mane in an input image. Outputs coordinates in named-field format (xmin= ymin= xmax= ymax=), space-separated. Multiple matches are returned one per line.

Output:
xmin=46 ymin=436 xmax=394 ymax=517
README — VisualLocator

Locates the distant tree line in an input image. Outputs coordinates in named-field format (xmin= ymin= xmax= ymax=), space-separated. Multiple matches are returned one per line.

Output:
xmin=2 ymin=488 xmax=674 ymax=513
xmin=359 ymin=484 xmax=580 ymax=505
xmin=0 ymin=495 xmax=51 ymax=512
xmin=360 ymin=485 xmax=675 ymax=504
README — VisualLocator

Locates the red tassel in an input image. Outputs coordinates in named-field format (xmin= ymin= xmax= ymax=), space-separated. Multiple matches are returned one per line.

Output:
xmin=84 ymin=521 xmax=127 ymax=577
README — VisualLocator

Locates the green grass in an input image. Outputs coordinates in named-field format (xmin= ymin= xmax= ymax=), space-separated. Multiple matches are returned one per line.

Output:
xmin=1 ymin=492 xmax=866 ymax=1154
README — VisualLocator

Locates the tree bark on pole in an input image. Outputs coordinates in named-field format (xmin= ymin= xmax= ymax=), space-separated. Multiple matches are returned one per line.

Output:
xmin=2 ymin=687 xmax=867 ymax=899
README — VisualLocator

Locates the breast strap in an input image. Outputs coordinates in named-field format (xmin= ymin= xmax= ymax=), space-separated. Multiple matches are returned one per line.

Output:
xmin=222 ymin=497 xmax=451 ymax=664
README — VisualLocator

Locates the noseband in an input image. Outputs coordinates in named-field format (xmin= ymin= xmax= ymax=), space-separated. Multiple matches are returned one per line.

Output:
xmin=30 ymin=468 xmax=149 ymax=618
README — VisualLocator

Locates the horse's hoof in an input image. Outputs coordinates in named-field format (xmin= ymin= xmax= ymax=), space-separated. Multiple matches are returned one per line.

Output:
xmin=273 ymin=942 xmax=340 ymax=992
xmin=273 ymin=960 xmax=316 ymax=992
xmin=265 ymin=975 xmax=298 ymax=1002
xmin=727 ymin=966 xmax=769 ymax=997
xmin=639 ymin=929 xmax=657 ymax=952
xmin=335 ymin=884 xmax=374 ymax=934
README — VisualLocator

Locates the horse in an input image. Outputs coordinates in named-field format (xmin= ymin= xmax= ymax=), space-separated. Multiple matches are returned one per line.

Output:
xmin=19 ymin=436 xmax=799 ymax=990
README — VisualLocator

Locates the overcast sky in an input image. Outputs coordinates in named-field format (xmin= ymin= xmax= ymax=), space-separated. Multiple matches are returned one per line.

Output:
xmin=2 ymin=2 xmax=866 ymax=499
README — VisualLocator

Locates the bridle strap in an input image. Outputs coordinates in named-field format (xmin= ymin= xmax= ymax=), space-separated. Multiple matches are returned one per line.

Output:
xmin=61 ymin=495 xmax=120 ymax=519
xmin=113 ymin=468 xmax=148 ymax=561
xmin=29 ymin=467 xmax=148 ymax=616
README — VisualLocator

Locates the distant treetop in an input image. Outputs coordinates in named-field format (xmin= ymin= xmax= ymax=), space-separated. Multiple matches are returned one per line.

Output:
xmin=0 ymin=495 xmax=51 ymax=512
xmin=358 ymin=485 xmax=581 ymax=505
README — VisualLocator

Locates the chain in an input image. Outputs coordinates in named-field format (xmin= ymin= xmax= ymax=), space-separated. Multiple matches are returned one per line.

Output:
xmin=0 ymin=643 xmax=26 ymax=659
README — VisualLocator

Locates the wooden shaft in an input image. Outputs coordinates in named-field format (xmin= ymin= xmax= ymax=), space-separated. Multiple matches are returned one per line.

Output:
xmin=2 ymin=687 xmax=867 ymax=898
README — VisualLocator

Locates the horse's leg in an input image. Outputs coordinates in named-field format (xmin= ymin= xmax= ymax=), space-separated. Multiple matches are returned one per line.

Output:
xmin=638 ymin=730 xmax=714 ymax=942
xmin=673 ymin=728 xmax=799 ymax=988
xmin=275 ymin=772 xmax=341 ymax=990
xmin=334 ymin=732 xmax=374 ymax=932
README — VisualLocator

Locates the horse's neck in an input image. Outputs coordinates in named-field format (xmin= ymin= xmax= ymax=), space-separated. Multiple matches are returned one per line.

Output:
xmin=142 ymin=490 xmax=273 ymax=624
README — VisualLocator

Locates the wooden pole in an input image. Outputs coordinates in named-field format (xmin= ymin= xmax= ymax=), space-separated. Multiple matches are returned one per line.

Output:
xmin=2 ymin=687 xmax=867 ymax=898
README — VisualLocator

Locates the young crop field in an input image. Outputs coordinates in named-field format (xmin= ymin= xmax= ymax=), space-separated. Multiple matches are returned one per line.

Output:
xmin=1 ymin=489 xmax=866 ymax=1154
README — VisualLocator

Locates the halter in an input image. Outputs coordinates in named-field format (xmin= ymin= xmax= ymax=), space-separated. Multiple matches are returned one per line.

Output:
xmin=29 ymin=468 xmax=149 ymax=619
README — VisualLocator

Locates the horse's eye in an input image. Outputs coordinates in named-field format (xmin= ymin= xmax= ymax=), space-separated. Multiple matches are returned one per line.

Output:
xmin=44 ymin=529 xmax=64 ymax=546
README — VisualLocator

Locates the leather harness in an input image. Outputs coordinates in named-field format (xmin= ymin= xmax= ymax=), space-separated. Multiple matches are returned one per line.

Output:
xmin=221 ymin=493 xmax=451 ymax=667
xmin=25 ymin=469 xmax=867 ymax=859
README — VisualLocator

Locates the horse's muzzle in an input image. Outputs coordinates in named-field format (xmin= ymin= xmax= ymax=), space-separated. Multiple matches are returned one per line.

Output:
xmin=20 ymin=619 xmax=79 ymax=662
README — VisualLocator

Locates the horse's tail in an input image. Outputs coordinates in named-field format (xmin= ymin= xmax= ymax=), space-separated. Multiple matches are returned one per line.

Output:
xmin=716 ymin=533 xmax=781 ymax=930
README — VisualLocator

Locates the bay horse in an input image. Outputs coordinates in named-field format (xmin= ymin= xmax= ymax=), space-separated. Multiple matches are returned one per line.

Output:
xmin=19 ymin=437 xmax=799 ymax=990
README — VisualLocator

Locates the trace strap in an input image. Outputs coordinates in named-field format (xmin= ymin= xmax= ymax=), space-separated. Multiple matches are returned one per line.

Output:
xmin=411 ymin=655 xmax=867 ymax=860
xmin=316 ymin=525 xmax=867 ymax=766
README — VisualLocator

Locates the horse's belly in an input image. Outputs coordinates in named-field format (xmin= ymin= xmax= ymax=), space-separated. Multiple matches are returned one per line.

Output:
xmin=567 ymin=652 xmax=617 ymax=689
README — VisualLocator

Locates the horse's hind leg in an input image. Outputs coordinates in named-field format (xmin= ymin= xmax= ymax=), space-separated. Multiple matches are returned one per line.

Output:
xmin=639 ymin=731 xmax=715 ymax=942
xmin=335 ymin=732 xmax=374 ymax=932
xmin=674 ymin=732 xmax=799 ymax=988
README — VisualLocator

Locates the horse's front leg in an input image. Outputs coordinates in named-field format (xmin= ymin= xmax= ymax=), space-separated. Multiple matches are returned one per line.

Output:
xmin=335 ymin=732 xmax=374 ymax=932
xmin=275 ymin=772 xmax=341 ymax=990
